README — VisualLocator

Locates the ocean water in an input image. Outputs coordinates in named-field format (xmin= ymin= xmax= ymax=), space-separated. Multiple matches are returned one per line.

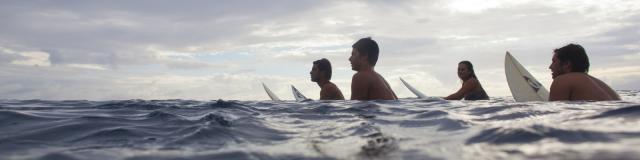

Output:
xmin=1 ymin=90 xmax=640 ymax=160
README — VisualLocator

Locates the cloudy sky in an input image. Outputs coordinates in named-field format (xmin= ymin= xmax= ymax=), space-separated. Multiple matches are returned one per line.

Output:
xmin=1 ymin=0 xmax=639 ymax=100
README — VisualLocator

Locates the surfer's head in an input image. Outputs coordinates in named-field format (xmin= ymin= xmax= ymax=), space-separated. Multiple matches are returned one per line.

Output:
xmin=349 ymin=37 xmax=379 ymax=71
xmin=458 ymin=61 xmax=477 ymax=81
xmin=311 ymin=58 xmax=332 ymax=82
xmin=550 ymin=44 xmax=589 ymax=78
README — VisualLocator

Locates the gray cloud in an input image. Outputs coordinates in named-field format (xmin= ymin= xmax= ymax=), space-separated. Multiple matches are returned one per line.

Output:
xmin=0 ymin=51 xmax=24 ymax=64
xmin=0 ymin=0 xmax=330 ymax=67
xmin=0 ymin=0 xmax=638 ymax=100
xmin=583 ymin=21 xmax=640 ymax=65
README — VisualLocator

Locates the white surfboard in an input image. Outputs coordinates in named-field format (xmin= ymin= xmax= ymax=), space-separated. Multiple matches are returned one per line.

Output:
xmin=262 ymin=83 xmax=281 ymax=101
xmin=291 ymin=85 xmax=310 ymax=101
xmin=504 ymin=52 xmax=549 ymax=102
xmin=399 ymin=77 xmax=444 ymax=101
xmin=400 ymin=77 xmax=428 ymax=99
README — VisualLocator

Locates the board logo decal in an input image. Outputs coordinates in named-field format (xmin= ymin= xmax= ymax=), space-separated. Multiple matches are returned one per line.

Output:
xmin=523 ymin=76 xmax=542 ymax=92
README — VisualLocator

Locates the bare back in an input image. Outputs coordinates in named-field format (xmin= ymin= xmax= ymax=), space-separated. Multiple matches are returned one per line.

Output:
xmin=351 ymin=71 xmax=398 ymax=100
xmin=549 ymin=73 xmax=620 ymax=101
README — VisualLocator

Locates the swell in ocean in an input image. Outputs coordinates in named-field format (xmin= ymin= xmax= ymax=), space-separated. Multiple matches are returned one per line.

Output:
xmin=1 ymin=90 xmax=640 ymax=160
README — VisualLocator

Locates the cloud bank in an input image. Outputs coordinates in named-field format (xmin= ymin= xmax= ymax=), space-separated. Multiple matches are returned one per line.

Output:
xmin=0 ymin=0 xmax=638 ymax=100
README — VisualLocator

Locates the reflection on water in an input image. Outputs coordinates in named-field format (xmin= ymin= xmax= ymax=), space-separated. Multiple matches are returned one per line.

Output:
xmin=1 ymin=90 xmax=639 ymax=160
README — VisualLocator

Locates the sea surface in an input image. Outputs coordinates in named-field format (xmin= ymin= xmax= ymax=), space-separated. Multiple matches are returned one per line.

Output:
xmin=1 ymin=90 xmax=640 ymax=160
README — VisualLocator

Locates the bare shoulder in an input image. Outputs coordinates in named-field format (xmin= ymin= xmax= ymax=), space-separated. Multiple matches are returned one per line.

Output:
xmin=352 ymin=71 xmax=374 ymax=82
xmin=587 ymin=75 xmax=609 ymax=86
xmin=588 ymin=74 xmax=621 ymax=100
xmin=554 ymin=73 xmax=586 ymax=84
xmin=550 ymin=72 xmax=620 ymax=101
xmin=558 ymin=72 xmax=584 ymax=79
xmin=459 ymin=78 xmax=478 ymax=89
xmin=551 ymin=73 xmax=586 ymax=88
xmin=324 ymin=82 xmax=339 ymax=90
xmin=466 ymin=78 xmax=480 ymax=85
xmin=354 ymin=71 xmax=374 ymax=77
xmin=549 ymin=74 xmax=579 ymax=101
xmin=351 ymin=71 xmax=374 ymax=100
xmin=352 ymin=72 xmax=363 ymax=80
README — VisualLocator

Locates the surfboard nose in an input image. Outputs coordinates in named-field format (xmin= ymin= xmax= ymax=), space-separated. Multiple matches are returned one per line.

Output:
xmin=504 ymin=52 xmax=549 ymax=102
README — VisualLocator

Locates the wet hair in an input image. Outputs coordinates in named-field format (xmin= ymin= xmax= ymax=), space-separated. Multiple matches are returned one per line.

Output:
xmin=554 ymin=43 xmax=590 ymax=73
xmin=352 ymin=37 xmax=379 ymax=66
xmin=459 ymin=61 xmax=477 ymax=79
xmin=313 ymin=58 xmax=332 ymax=80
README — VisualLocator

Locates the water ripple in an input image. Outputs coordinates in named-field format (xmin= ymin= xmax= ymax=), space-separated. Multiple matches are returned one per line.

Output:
xmin=0 ymin=91 xmax=639 ymax=160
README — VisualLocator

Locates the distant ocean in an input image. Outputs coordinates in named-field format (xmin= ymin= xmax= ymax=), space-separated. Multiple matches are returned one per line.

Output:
xmin=1 ymin=90 xmax=640 ymax=160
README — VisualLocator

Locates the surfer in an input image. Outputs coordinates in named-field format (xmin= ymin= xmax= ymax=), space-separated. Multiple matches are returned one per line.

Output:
xmin=445 ymin=61 xmax=489 ymax=100
xmin=548 ymin=44 xmax=620 ymax=101
xmin=310 ymin=58 xmax=345 ymax=100
xmin=349 ymin=37 xmax=398 ymax=100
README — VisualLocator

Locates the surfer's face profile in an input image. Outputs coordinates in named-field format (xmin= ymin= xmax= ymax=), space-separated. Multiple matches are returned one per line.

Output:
xmin=349 ymin=48 xmax=364 ymax=71
xmin=310 ymin=64 xmax=321 ymax=82
xmin=549 ymin=53 xmax=569 ymax=79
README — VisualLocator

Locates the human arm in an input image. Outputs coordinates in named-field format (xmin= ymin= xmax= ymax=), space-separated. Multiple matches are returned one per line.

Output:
xmin=350 ymin=73 xmax=369 ymax=100
xmin=444 ymin=79 xmax=478 ymax=100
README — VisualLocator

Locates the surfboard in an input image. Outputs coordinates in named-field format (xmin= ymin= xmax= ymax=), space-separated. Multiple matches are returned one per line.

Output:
xmin=400 ymin=77 xmax=428 ymax=99
xmin=504 ymin=52 xmax=549 ymax=102
xmin=291 ymin=85 xmax=310 ymax=101
xmin=262 ymin=83 xmax=281 ymax=101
